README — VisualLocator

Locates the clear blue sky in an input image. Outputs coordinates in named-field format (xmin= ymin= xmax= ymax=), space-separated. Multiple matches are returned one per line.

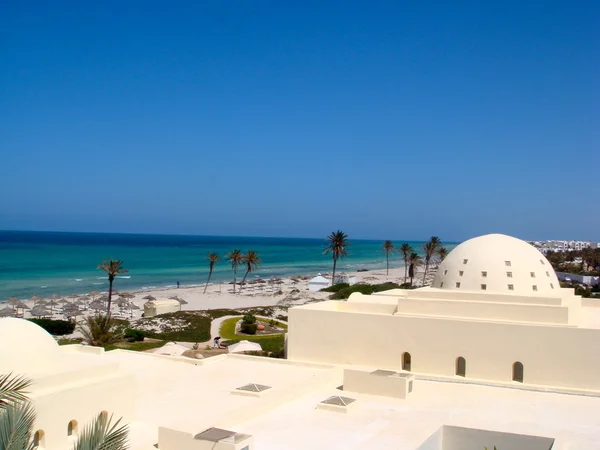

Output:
xmin=1 ymin=1 xmax=598 ymax=241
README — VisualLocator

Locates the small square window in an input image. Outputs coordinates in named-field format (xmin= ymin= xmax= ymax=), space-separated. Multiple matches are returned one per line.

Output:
xmin=481 ymin=271 xmax=487 ymax=277
xmin=505 ymin=261 xmax=511 ymax=267
xmin=506 ymin=272 xmax=513 ymax=278
xmin=459 ymin=271 xmax=464 ymax=276
xmin=456 ymin=282 xmax=461 ymax=288
xmin=481 ymin=284 xmax=487 ymax=290
xmin=546 ymin=271 xmax=550 ymax=277
xmin=508 ymin=284 xmax=514 ymax=290
xmin=530 ymin=272 xmax=535 ymax=278
xmin=440 ymin=282 xmax=444 ymax=288
xmin=463 ymin=259 xmax=468 ymax=265
xmin=532 ymin=285 xmax=538 ymax=291
xmin=550 ymin=283 xmax=554 ymax=289
xmin=444 ymin=270 xmax=448 ymax=275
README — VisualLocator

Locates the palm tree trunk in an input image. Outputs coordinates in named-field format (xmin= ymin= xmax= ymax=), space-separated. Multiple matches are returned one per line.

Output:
xmin=204 ymin=267 xmax=213 ymax=294
xmin=386 ymin=252 xmax=389 ymax=276
xmin=332 ymin=257 xmax=337 ymax=287
xmin=107 ymin=278 xmax=113 ymax=314
xmin=404 ymin=258 xmax=408 ymax=283
xmin=240 ymin=268 xmax=250 ymax=291
xmin=233 ymin=268 xmax=237 ymax=293
xmin=423 ymin=260 xmax=429 ymax=283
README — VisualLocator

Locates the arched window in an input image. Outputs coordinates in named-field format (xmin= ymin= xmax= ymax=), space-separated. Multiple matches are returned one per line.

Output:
xmin=456 ymin=357 xmax=466 ymax=377
xmin=512 ymin=361 xmax=524 ymax=383
xmin=68 ymin=420 xmax=78 ymax=436
xmin=33 ymin=430 xmax=45 ymax=448
xmin=402 ymin=352 xmax=411 ymax=372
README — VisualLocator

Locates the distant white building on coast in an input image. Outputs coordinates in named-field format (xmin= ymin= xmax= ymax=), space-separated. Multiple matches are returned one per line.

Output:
xmin=532 ymin=239 xmax=598 ymax=254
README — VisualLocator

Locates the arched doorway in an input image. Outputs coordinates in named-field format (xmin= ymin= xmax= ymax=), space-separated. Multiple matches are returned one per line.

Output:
xmin=456 ymin=357 xmax=466 ymax=377
xmin=33 ymin=429 xmax=45 ymax=448
xmin=512 ymin=361 xmax=524 ymax=383
xmin=402 ymin=352 xmax=411 ymax=371
xmin=68 ymin=419 xmax=78 ymax=436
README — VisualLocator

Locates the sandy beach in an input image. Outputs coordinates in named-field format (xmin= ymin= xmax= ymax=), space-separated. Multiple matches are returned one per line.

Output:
xmin=6 ymin=265 xmax=434 ymax=323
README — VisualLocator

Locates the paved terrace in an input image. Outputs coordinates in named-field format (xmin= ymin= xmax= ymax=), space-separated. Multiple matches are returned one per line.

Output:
xmin=100 ymin=350 xmax=600 ymax=450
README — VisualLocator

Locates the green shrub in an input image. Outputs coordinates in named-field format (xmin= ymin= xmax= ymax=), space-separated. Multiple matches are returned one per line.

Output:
xmin=242 ymin=313 xmax=257 ymax=325
xmin=329 ymin=282 xmax=401 ymax=300
xmin=124 ymin=328 xmax=146 ymax=342
xmin=320 ymin=283 xmax=349 ymax=293
xmin=240 ymin=323 xmax=258 ymax=335
xmin=28 ymin=318 xmax=75 ymax=335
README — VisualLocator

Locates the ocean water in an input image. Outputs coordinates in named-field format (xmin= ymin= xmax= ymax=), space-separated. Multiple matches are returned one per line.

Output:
xmin=0 ymin=231 xmax=456 ymax=300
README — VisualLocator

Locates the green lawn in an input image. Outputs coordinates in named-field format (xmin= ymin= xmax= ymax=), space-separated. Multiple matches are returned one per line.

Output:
xmin=219 ymin=316 xmax=286 ymax=356
xmin=104 ymin=340 xmax=168 ymax=352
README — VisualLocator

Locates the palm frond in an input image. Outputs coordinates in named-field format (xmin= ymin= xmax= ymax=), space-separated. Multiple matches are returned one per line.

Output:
xmin=0 ymin=400 xmax=36 ymax=450
xmin=382 ymin=240 xmax=394 ymax=252
xmin=97 ymin=260 xmax=129 ymax=277
xmin=72 ymin=413 xmax=128 ymax=450
xmin=0 ymin=374 xmax=32 ymax=409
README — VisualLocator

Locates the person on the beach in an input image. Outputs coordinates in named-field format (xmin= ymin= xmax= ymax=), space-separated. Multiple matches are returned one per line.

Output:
xmin=177 ymin=281 xmax=180 ymax=288
xmin=213 ymin=336 xmax=221 ymax=349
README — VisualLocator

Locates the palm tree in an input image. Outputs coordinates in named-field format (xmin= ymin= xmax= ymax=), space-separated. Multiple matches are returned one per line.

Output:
xmin=204 ymin=252 xmax=221 ymax=293
xmin=0 ymin=373 xmax=128 ymax=449
xmin=225 ymin=249 xmax=244 ymax=293
xmin=422 ymin=236 xmax=441 ymax=284
xmin=324 ymin=230 xmax=349 ymax=286
xmin=437 ymin=247 xmax=449 ymax=265
xmin=381 ymin=240 xmax=394 ymax=276
xmin=97 ymin=259 xmax=128 ymax=314
xmin=399 ymin=243 xmax=413 ymax=284
xmin=408 ymin=252 xmax=422 ymax=287
xmin=240 ymin=250 xmax=262 ymax=290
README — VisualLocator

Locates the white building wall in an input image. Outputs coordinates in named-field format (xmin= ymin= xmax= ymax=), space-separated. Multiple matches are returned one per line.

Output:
xmin=288 ymin=303 xmax=600 ymax=391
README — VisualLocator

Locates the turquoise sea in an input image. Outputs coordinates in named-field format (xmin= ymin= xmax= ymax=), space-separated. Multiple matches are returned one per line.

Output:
xmin=0 ymin=231 xmax=456 ymax=300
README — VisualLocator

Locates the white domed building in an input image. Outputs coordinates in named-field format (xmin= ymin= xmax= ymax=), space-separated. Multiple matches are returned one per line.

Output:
xmin=289 ymin=233 xmax=600 ymax=391
xmin=432 ymin=234 xmax=561 ymax=296
xmin=0 ymin=318 xmax=134 ymax=450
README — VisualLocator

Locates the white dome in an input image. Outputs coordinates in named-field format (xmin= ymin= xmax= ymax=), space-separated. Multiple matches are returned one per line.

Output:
xmin=432 ymin=234 xmax=560 ymax=296
xmin=0 ymin=318 xmax=60 ymax=374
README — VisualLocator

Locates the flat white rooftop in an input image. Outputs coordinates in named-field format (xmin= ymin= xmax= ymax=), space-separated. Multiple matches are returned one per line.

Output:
xmin=101 ymin=351 xmax=600 ymax=450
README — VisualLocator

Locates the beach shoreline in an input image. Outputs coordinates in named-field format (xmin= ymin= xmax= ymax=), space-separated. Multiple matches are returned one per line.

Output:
xmin=3 ymin=265 xmax=436 ymax=322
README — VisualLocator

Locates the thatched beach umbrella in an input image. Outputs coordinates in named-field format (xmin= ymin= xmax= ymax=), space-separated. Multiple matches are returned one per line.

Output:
xmin=14 ymin=301 xmax=30 ymax=311
xmin=119 ymin=292 xmax=135 ymax=299
xmin=89 ymin=290 xmax=100 ymax=300
xmin=6 ymin=297 xmax=19 ymax=305
xmin=80 ymin=295 xmax=91 ymax=301
xmin=142 ymin=295 xmax=156 ymax=301
xmin=68 ymin=294 xmax=80 ymax=299
xmin=89 ymin=300 xmax=104 ymax=311
xmin=115 ymin=298 xmax=130 ymax=308
xmin=0 ymin=307 xmax=14 ymax=317
xmin=169 ymin=296 xmax=188 ymax=305
xmin=47 ymin=299 xmax=59 ymax=311
xmin=30 ymin=305 xmax=51 ymax=317
xmin=29 ymin=295 xmax=41 ymax=305
xmin=58 ymin=298 xmax=70 ymax=304
xmin=49 ymin=293 xmax=60 ymax=300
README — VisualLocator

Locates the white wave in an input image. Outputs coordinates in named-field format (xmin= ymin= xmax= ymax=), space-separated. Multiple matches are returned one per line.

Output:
xmin=97 ymin=277 xmax=108 ymax=280
xmin=75 ymin=279 xmax=83 ymax=282
xmin=117 ymin=276 xmax=131 ymax=279
xmin=41 ymin=285 xmax=48 ymax=288
xmin=92 ymin=282 xmax=103 ymax=285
